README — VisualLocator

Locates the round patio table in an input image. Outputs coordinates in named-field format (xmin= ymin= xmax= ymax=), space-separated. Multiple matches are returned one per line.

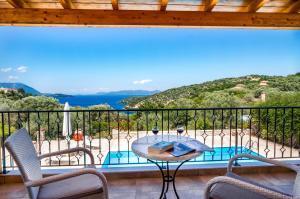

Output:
xmin=132 ymin=135 xmax=210 ymax=199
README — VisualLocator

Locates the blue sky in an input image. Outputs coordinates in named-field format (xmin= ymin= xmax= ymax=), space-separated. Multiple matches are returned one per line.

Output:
xmin=0 ymin=27 xmax=299 ymax=94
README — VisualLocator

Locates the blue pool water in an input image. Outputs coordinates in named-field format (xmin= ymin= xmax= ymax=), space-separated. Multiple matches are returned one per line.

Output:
xmin=102 ymin=147 xmax=262 ymax=168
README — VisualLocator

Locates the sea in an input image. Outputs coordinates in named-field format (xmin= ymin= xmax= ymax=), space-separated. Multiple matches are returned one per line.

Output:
xmin=55 ymin=95 xmax=135 ymax=109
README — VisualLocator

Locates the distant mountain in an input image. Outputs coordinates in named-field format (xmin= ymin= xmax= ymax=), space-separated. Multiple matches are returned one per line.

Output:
xmin=97 ymin=90 xmax=160 ymax=96
xmin=0 ymin=82 xmax=41 ymax=95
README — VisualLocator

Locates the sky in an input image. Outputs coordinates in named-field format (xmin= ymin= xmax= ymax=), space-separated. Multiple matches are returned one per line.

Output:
xmin=0 ymin=27 xmax=299 ymax=94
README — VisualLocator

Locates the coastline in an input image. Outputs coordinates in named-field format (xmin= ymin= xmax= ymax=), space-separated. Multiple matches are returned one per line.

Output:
xmin=54 ymin=94 xmax=140 ymax=109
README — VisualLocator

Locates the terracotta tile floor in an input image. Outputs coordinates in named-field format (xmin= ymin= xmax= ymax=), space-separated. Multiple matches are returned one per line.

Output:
xmin=0 ymin=172 xmax=295 ymax=199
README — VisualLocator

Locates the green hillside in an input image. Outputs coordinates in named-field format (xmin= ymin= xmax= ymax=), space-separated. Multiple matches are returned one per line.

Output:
xmin=0 ymin=83 xmax=41 ymax=95
xmin=124 ymin=73 xmax=300 ymax=108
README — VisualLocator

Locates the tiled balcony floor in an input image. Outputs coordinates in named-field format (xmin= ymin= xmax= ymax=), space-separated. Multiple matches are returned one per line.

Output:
xmin=0 ymin=172 xmax=295 ymax=199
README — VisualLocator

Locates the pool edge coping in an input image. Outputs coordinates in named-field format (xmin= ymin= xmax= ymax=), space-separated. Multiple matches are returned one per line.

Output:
xmin=2 ymin=159 xmax=299 ymax=184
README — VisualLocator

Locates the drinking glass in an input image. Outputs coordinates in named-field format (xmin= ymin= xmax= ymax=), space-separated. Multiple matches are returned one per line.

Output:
xmin=152 ymin=127 xmax=159 ymax=142
xmin=177 ymin=125 xmax=184 ymax=141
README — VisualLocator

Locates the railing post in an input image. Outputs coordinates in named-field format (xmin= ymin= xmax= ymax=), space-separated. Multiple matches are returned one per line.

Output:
xmin=83 ymin=111 xmax=86 ymax=166
xmin=0 ymin=139 xmax=2 ymax=174
xmin=234 ymin=109 xmax=239 ymax=166
xmin=1 ymin=112 xmax=6 ymax=174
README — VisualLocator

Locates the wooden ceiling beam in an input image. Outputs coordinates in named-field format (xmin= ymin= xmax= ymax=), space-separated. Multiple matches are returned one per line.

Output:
xmin=6 ymin=0 xmax=25 ymax=8
xmin=203 ymin=0 xmax=218 ymax=12
xmin=247 ymin=0 xmax=268 ymax=12
xmin=112 ymin=0 xmax=119 ymax=10
xmin=282 ymin=0 xmax=300 ymax=13
xmin=0 ymin=9 xmax=300 ymax=29
xmin=160 ymin=0 xmax=168 ymax=11
xmin=59 ymin=0 xmax=74 ymax=9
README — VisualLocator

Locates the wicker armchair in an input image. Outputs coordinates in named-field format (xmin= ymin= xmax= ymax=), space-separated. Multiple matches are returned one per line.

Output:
xmin=4 ymin=128 xmax=109 ymax=199
xmin=204 ymin=154 xmax=300 ymax=199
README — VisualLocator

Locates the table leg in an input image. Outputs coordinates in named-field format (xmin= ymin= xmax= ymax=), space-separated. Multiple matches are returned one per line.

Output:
xmin=148 ymin=159 xmax=166 ymax=199
xmin=165 ymin=162 xmax=170 ymax=194
xmin=172 ymin=160 xmax=188 ymax=199
xmin=147 ymin=159 xmax=189 ymax=199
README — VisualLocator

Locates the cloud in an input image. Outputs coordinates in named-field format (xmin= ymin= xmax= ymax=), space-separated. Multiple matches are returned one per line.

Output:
xmin=8 ymin=75 xmax=19 ymax=81
xmin=133 ymin=79 xmax=153 ymax=85
xmin=16 ymin=66 xmax=27 ymax=73
xmin=0 ymin=67 xmax=12 ymax=73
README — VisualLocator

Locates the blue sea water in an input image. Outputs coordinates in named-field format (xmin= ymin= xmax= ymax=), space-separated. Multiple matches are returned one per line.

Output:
xmin=55 ymin=95 xmax=133 ymax=109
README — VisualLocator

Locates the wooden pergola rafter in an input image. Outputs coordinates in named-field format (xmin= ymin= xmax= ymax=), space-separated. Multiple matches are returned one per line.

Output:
xmin=111 ymin=0 xmax=119 ymax=10
xmin=59 ymin=0 xmax=74 ymax=9
xmin=282 ymin=0 xmax=300 ymax=13
xmin=203 ymin=0 xmax=218 ymax=12
xmin=160 ymin=0 xmax=169 ymax=11
xmin=247 ymin=0 xmax=268 ymax=12
xmin=6 ymin=0 xmax=25 ymax=8
xmin=0 ymin=0 xmax=299 ymax=28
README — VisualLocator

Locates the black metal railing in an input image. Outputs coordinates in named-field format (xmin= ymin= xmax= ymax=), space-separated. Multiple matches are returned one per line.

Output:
xmin=1 ymin=106 xmax=300 ymax=173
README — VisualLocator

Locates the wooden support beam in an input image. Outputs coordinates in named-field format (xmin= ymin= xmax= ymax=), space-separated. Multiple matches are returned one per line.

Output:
xmin=111 ymin=0 xmax=119 ymax=10
xmin=59 ymin=0 xmax=74 ymax=9
xmin=6 ymin=0 xmax=25 ymax=8
xmin=203 ymin=0 xmax=218 ymax=12
xmin=282 ymin=0 xmax=300 ymax=13
xmin=160 ymin=0 xmax=168 ymax=11
xmin=247 ymin=0 xmax=268 ymax=12
xmin=0 ymin=9 xmax=300 ymax=29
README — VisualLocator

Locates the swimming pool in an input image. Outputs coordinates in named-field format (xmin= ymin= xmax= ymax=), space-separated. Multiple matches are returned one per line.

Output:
xmin=102 ymin=147 xmax=262 ymax=168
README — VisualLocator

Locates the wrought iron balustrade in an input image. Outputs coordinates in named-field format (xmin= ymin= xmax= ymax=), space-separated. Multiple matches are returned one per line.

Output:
xmin=1 ymin=106 xmax=299 ymax=174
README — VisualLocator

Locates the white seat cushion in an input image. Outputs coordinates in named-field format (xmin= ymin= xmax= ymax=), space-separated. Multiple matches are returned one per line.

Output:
xmin=210 ymin=172 xmax=292 ymax=199
xmin=38 ymin=174 xmax=103 ymax=199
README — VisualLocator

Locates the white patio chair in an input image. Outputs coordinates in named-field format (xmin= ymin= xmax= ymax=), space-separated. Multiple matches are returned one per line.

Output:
xmin=204 ymin=153 xmax=299 ymax=199
xmin=4 ymin=128 xmax=109 ymax=199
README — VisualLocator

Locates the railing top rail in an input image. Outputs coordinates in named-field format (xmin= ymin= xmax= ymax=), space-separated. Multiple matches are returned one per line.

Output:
xmin=0 ymin=106 xmax=299 ymax=113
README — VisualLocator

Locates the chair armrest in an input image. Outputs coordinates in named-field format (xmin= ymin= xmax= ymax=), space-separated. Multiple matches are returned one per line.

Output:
xmin=204 ymin=176 xmax=292 ymax=199
xmin=25 ymin=168 xmax=108 ymax=199
xmin=38 ymin=147 xmax=95 ymax=165
xmin=227 ymin=153 xmax=299 ymax=173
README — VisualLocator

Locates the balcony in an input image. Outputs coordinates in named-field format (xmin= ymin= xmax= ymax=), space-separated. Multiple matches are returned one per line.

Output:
xmin=0 ymin=169 xmax=296 ymax=199
xmin=0 ymin=106 xmax=299 ymax=198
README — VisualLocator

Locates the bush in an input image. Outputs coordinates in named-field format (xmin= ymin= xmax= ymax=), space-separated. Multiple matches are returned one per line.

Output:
xmin=0 ymin=124 xmax=16 ymax=138
xmin=13 ymin=96 xmax=62 ymax=110
xmin=255 ymin=93 xmax=300 ymax=147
